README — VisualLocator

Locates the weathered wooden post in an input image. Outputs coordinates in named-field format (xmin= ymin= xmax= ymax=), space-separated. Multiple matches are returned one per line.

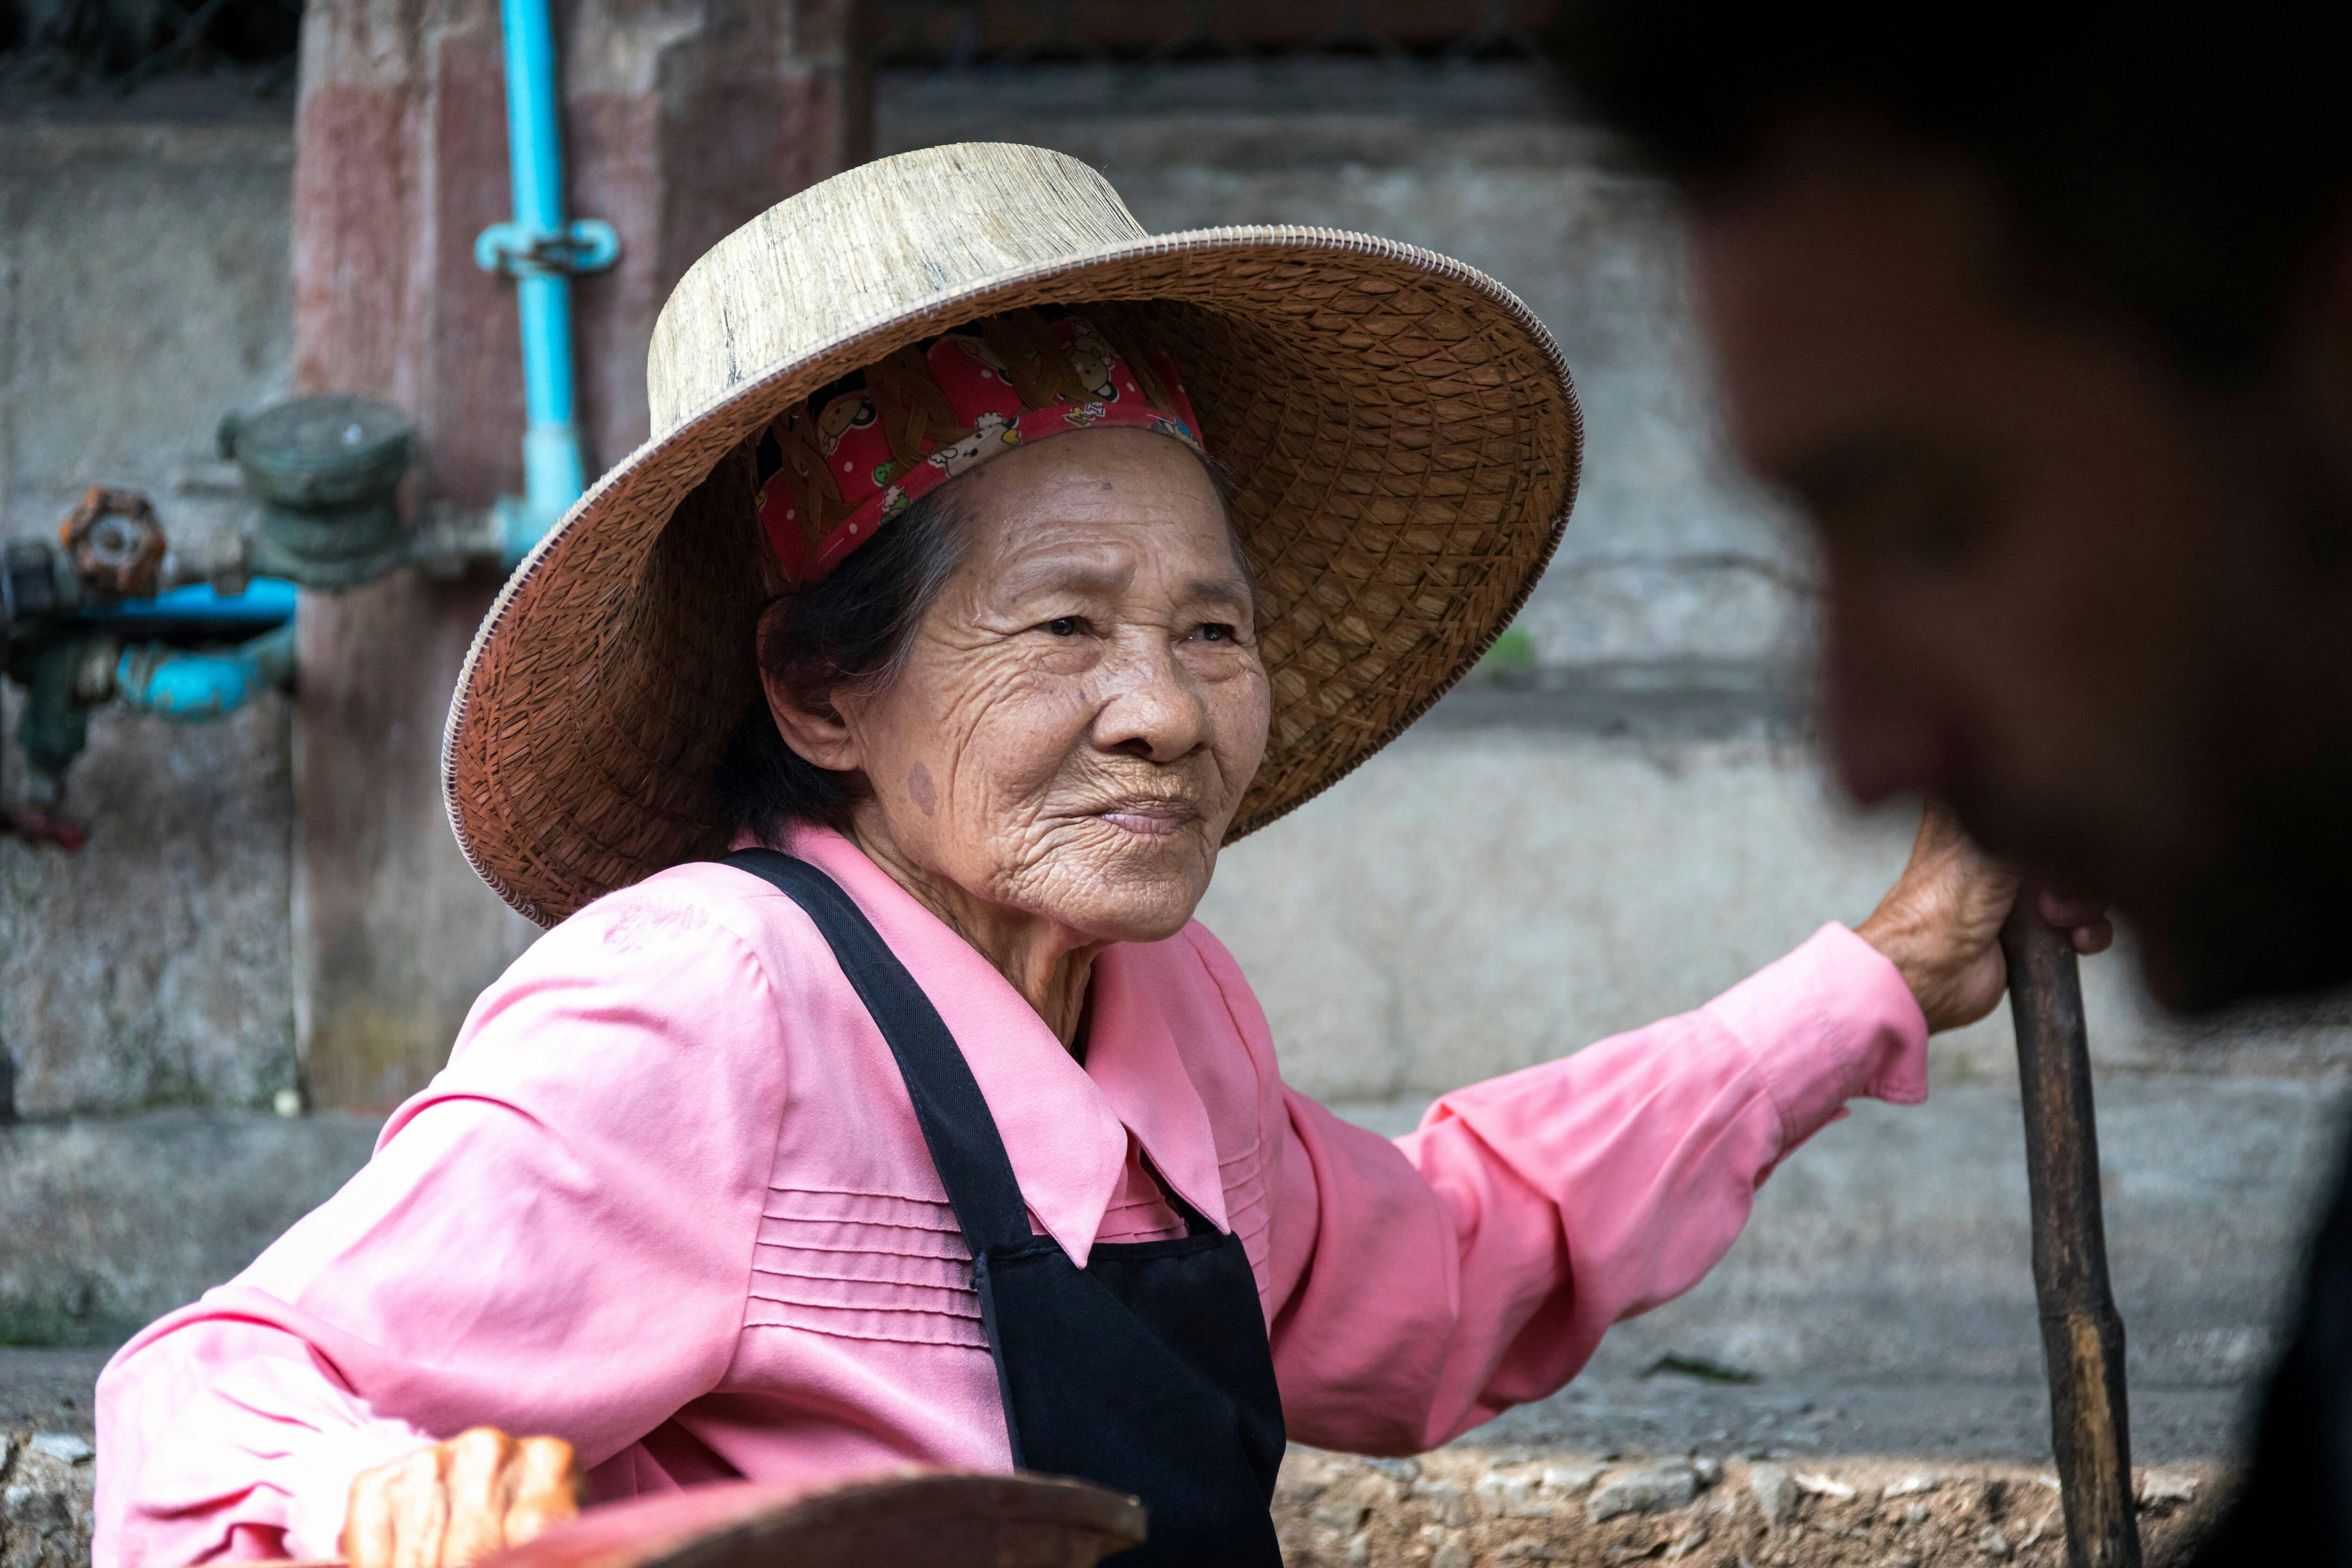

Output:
xmin=288 ymin=0 xmax=868 ymax=1110
xmin=2003 ymin=901 xmax=2142 ymax=1568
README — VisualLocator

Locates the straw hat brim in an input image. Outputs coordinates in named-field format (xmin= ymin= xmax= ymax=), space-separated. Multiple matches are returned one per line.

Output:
xmin=444 ymin=225 xmax=1583 ymax=927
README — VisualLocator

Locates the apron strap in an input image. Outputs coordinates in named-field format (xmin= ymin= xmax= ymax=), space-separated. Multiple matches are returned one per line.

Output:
xmin=722 ymin=848 xmax=1034 ymax=1253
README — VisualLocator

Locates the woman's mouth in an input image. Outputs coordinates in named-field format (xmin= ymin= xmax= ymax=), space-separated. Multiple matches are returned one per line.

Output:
xmin=1095 ymin=800 xmax=1200 ymax=839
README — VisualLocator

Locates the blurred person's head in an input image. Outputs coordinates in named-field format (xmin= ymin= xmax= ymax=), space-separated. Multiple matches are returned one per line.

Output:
xmin=1551 ymin=4 xmax=2352 ymax=1011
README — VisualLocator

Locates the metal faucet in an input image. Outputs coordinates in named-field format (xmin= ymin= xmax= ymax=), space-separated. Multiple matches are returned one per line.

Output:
xmin=2 ymin=393 xmax=515 ymax=847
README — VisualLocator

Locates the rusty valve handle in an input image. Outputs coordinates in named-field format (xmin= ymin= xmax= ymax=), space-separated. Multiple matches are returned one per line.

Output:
xmin=2002 ymin=900 xmax=2142 ymax=1568
xmin=58 ymin=486 xmax=167 ymax=599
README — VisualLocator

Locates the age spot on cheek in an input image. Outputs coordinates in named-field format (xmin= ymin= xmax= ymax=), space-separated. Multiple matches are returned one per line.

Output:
xmin=907 ymin=763 xmax=938 ymax=815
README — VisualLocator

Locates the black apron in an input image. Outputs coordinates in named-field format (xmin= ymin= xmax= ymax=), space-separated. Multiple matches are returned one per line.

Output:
xmin=723 ymin=849 xmax=1287 ymax=1568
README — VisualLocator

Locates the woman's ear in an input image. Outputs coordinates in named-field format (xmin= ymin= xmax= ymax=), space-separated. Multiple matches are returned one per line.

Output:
xmin=756 ymin=598 xmax=862 ymax=773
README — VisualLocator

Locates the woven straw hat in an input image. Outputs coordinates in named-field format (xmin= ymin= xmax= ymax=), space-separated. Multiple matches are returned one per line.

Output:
xmin=444 ymin=143 xmax=1583 ymax=927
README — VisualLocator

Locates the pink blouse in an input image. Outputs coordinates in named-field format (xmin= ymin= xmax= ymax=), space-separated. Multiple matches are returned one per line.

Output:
xmin=93 ymin=827 xmax=1926 ymax=1567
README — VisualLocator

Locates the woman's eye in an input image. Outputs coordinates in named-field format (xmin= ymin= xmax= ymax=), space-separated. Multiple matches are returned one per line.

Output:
xmin=1195 ymin=622 xmax=1238 ymax=643
xmin=1044 ymin=617 xmax=1081 ymax=637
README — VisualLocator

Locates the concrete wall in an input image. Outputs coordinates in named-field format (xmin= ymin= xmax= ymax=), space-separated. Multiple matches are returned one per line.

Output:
xmin=1202 ymin=723 xmax=2352 ymax=1100
xmin=0 ymin=1110 xmax=378 ymax=1346
xmin=3 ymin=63 xmax=2344 ymax=1373
xmin=22 ymin=63 xmax=2325 ymax=1124
xmin=0 ymin=117 xmax=298 ymax=1118
xmin=882 ymin=62 xmax=2352 ymax=1091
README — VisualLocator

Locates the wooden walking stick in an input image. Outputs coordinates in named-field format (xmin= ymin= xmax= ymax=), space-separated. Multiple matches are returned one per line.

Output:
xmin=2003 ymin=898 xmax=2142 ymax=1568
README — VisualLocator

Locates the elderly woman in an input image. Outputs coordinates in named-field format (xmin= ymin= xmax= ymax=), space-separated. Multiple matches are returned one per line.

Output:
xmin=96 ymin=145 xmax=2104 ymax=1568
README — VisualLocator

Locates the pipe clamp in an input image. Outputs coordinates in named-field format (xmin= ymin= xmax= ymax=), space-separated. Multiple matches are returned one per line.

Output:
xmin=474 ymin=219 xmax=620 ymax=278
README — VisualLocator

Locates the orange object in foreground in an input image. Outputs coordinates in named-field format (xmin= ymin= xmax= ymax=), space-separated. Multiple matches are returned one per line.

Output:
xmin=240 ymin=1471 xmax=1145 ymax=1568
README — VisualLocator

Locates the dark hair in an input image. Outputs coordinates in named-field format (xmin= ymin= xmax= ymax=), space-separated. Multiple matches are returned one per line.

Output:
xmin=1547 ymin=4 xmax=2352 ymax=384
xmin=711 ymin=483 xmax=973 ymax=843
xmin=712 ymin=440 xmax=1251 ymax=842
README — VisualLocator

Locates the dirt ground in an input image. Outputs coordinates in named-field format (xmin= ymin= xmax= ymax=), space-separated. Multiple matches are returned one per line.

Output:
xmin=1272 ymin=1448 xmax=2224 ymax=1568
xmin=0 ymin=1349 xmax=2233 ymax=1568
xmin=0 ymin=1422 xmax=2227 ymax=1568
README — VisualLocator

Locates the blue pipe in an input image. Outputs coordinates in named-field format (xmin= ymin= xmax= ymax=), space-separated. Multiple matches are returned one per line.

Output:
xmin=115 ymin=624 xmax=296 ymax=721
xmin=77 ymin=578 xmax=299 ymax=631
xmin=474 ymin=0 xmax=618 ymax=570
xmin=502 ymin=0 xmax=582 ymax=538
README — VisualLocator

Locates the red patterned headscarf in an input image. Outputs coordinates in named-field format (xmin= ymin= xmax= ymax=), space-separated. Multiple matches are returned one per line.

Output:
xmin=755 ymin=309 xmax=1206 ymax=584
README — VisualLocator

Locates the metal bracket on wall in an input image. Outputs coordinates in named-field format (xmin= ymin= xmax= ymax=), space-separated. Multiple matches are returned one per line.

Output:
xmin=472 ymin=218 xmax=620 ymax=278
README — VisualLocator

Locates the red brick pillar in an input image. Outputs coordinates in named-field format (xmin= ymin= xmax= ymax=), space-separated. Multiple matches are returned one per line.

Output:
xmin=290 ymin=0 xmax=867 ymax=1111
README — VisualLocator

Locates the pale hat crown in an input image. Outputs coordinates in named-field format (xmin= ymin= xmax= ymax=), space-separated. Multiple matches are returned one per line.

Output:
xmin=649 ymin=145 xmax=1150 ymax=436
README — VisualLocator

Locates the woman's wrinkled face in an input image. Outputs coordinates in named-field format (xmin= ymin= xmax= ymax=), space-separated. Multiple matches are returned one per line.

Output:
xmin=832 ymin=428 xmax=1270 ymax=944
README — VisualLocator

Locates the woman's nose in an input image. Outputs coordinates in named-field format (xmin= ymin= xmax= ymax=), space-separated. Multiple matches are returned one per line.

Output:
xmin=1092 ymin=634 xmax=1210 ymax=762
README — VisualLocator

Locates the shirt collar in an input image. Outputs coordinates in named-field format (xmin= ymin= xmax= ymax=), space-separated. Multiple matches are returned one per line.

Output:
xmin=1086 ymin=943 xmax=1231 ymax=1235
xmin=779 ymin=827 xmax=1226 ymax=1264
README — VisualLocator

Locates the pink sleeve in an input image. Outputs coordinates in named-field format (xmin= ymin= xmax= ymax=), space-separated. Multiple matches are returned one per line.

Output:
xmin=93 ymin=895 xmax=791 ymax=1568
xmin=1262 ymin=922 xmax=1925 ymax=1453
